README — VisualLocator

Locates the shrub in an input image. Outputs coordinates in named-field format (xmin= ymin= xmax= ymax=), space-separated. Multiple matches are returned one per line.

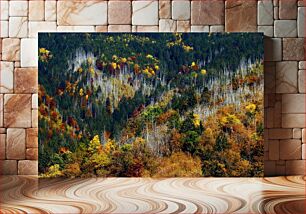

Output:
xmin=63 ymin=163 xmax=81 ymax=177
xmin=41 ymin=164 xmax=62 ymax=178
xmin=154 ymin=152 xmax=202 ymax=177
xmin=202 ymin=160 xmax=227 ymax=177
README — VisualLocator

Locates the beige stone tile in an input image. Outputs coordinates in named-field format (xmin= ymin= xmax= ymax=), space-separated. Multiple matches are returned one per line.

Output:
xmin=18 ymin=160 xmax=38 ymax=175
xmin=264 ymin=132 xmax=269 ymax=152
xmin=276 ymin=61 xmax=298 ymax=93
xmin=265 ymin=149 xmax=269 ymax=160
xmin=192 ymin=0 xmax=224 ymax=25
xmin=257 ymin=26 xmax=273 ymax=37
xmin=191 ymin=25 xmax=209 ymax=32
xmin=265 ymin=108 xmax=274 ymax=128
xmin=264 ymin=160 xmax=276 ymax=176
xmin=57 ymin=26 xmax=95 ymax=32
xmin=282 ymin=114 xmax=305 ymax=128
xmin=9 ymin=1 xmax=28 ymax=17
xmin=293 ymin=128 xmax=302 ymax=139
xmin=298 ymin=0 xmax=305 ymax=6
xmin=264 ymin=62 xmax=275 ymax=94
xmin=132 ymin=1 xmax=158 ymax=25
xmin=274 ymin=6 xmax=279 ymax=20
xmin=14 ymin=61 xmax=21 ymax=68
xmin=21 ymin=38 xmax=38 ymax=67
xmin=275 ymin=164 xmax=286 ymax=176
xmin=2 ymin=38 xmax=20 ymax=61
xmin=0 ymin=61 xmax=14 ymax=93
xmin=0 ymin=134 xmax=5 ymax=159
xmin=26 ymin=128 xmax=38 ymax=148
xmin=4 ymin=94 xmax=32 ymax=128
xmin=273 ymin=99 xmax=282 ymax=128
xmin=298 ymin=7 xmax=305 ymax=37
xmin=282 ymin=94 xmax=305 ymax=114
xmin=6 ymin=128 xmax=26 ymax=159
xmin=57 ymin=1 xmax=107 ymax=25
xmin=276 ymin=94 xmax=282 ymax=103
xmin=298 ymin=70 xmax=305 ymax=93
xmin=108 ymin=25 xmax=131 ymax=32
xmin=303 ymin=129 xmax=306 ymax=143
xmin=108 ymin=1 xmax=131 ymax=24
xmin=0 ymin=160 xmax=17 ymax=175
xmin=269 ymin=140 xmax=279 ymax=160
xmin=136 ymin=26 xmax=159 ymax=32
xmin=283 ymin=38 xmax=305 ymax=61
xmin=95 ymin=26 xmax=108 ymax=32
xmin=159 ymin=1 xmax=171 ymax=19
xmin=29 ymin=1 xmax=44 ymax=21
xmin=210 ymin=25 xmax=224 ymax=32
xmin=0 ymin=21 xmax=9 ymax=37
xmin=0 ymin=1 xmax=9 ymax=21
xmin=266 ymin=94 xmax=276 ymax=107
xmin=264 ymin=129 xmax=269 ymax=145
xmin=279 ymin=0 xmax=297 ymax=19
xmin=177 ymin=21 xmax=190 ymax=32
xmin=29 ymin=21 xmax=57 ymax=38
xmin=299 ymin=61 xmax=306 ymax=70
xmin=14 ymin=68 xmax=38 ymax=93
xmin=258 ymin=0 xmax=273 ymax=25
xmin=225 ymin=0 xmax=256 ymax=32
xmin=9 ymin=17 xmax=28 ymax=38
xmin=132 ymin=25 xmax=136 ymax=32
xmin=32 ymin=94 xmax=38 ymax=109
xmin=172 ymin=1 xmax=190 ymax=21
xmin=45 ymin=0 xmax=57 ymax=21
xmin=276 ymin=160 xmax=285 ymax=166
xmin=26 ymin=148 xmax=38 ymax=160
xmin=274 ymin=20 xmax=297 ymax=37
xmin=32 ymin=110 xmax=38 ymax=128
xmin=302 ymin=144 xmax=306 ymax=159
xmin=268 ymin=128 xmax=293 ymax=139
xmin=0 ymin=128 xmax=6 ymax=134
xmin=159 ymin=19 xmax=176 ymax=32
xmin=0 ymin=94 xmax=3 ymax=127
xmin=285 ymin=160 xmax=305 ymax=175
xmin=264 ymin=38 xmax=281 ymax=62
xmin=263 ymin=94 xmax=268 ymax=108
xmin=279 ymin=139 xmax=302 ymax=160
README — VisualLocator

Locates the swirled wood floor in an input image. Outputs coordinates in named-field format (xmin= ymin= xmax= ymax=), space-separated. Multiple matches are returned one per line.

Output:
xmin=0 ymin=176 xmax=305 ymax=214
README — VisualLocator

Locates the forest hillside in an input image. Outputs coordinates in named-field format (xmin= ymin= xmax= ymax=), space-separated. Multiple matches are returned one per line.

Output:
xmin=38 ymin=33 xmax=264 ymax=177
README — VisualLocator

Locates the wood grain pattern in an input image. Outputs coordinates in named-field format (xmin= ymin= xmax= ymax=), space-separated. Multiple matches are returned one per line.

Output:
xmin=0 ymin=176 xmax=305 ymax=213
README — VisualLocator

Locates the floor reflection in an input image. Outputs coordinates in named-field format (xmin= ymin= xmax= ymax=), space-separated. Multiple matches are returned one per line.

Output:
xmin=0 ymin=176 xmax=305 ymax=213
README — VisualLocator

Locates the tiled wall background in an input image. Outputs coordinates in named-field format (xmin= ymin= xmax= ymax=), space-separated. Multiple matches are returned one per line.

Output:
xmin=0 ymin=0 xmax=305 ymax=176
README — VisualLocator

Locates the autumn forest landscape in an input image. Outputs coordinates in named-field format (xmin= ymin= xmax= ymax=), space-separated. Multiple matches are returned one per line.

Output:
xmin=38 ymin=33 xmax=264 ymax=178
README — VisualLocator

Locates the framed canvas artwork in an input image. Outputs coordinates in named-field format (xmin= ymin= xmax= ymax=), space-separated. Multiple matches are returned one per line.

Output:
xmin=38 ymin=33 xmax=264 ymax=177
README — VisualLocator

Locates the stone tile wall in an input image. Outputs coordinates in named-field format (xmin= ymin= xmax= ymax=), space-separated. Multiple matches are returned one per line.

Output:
xmin=0 ymin=0 xmax=305 ymax=176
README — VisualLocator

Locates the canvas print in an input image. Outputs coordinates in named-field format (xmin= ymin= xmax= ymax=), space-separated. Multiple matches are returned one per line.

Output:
xmin=38 ymin=33 xmax=264 ymax=177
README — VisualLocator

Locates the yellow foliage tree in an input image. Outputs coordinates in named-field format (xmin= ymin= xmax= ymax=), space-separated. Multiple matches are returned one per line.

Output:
xmin=154 ymin=152 xmax=202 ymax=177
